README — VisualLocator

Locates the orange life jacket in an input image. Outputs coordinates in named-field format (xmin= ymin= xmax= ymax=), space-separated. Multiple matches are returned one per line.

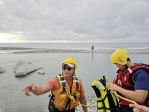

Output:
xmin=51 ymin=74 xmax=81 ymax=111
xmin=113 ymin=63 xmax=149 ymax=106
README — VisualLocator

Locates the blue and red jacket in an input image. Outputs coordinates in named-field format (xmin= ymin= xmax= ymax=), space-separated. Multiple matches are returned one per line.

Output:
xmin=113 ymin=63 xmax=149 ymax=106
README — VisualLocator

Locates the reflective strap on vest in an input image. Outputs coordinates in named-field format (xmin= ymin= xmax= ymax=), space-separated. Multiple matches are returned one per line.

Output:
xmin=57 ymin=74 xmax=79 ymax=91
xmin=95 ymin=82 xmax=104 ymax=89
xmin=57 ymin=74 xmax=66 ymax=89
xmin=73 ymin=75 xmax=79 ymax=88
xmin=128 ymin=68 xmax=133 ymax=73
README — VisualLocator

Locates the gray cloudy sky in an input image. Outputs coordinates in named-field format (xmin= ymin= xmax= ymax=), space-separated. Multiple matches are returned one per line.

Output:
xmin=0 ymin=0 xmax=149 ymax=43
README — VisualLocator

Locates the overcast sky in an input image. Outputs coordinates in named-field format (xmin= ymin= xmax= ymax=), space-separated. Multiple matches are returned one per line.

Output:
xmin=0 ymin=0 xmax=149 ymax=43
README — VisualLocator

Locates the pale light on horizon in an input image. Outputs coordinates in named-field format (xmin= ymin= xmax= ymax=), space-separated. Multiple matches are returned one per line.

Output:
xmin=0 ymin=33 xmax=148 ymax=43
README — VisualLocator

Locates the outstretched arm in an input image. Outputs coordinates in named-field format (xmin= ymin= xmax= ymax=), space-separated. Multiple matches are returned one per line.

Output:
xmin=23 ymin=83 xmax=51 ymax=96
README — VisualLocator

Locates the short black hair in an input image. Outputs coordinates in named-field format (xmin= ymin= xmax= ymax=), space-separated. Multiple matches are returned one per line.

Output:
xmin=127 ymin=58 xmax=130 ymax=61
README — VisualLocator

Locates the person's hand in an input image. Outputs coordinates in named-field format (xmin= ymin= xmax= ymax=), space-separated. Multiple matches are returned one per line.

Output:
xmin=23 ymin=84 xmax=36 ymax=96
xmin=109 ymin=83 xmax=118 ymax=91
xmin=129 ymin=104 xmax=149 ymax=112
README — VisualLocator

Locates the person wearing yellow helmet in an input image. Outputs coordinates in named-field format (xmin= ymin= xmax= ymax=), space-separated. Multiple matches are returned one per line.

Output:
xmin=23 ymin=58 xmax=87 ymax=112
xmin=109 ymin=48 xmax=149 ymax=112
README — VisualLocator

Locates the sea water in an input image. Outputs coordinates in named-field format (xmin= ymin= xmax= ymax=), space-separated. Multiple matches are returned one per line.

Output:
xmin=0 ymin=43 xmax=149 ymax=112
xmin=0 ymin=43 xmax=149 ymax=49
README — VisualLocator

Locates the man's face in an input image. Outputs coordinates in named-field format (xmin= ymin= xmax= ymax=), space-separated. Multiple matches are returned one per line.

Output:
xmin=62 ymin=64 xmax=75 ymax=78
xmin=115 ymin=63 xmax=126 ymax=70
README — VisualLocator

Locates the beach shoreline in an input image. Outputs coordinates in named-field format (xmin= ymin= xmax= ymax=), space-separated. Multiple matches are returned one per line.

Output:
xmin=0 ymin=47 xmax=149 ymax=54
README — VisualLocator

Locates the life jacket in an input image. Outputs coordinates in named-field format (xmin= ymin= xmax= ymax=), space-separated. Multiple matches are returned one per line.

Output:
xmin=49 ymin=74 xmax=81 ymax=111
xmin=92 ymin=76 xmax=120 ymax=112
xmin=113 ymin=63 xmax=149 ymax=106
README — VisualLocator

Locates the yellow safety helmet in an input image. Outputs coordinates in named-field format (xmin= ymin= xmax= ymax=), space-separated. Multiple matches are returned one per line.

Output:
xmin=110 ymin=48 xmax=130 ymax=65
xmin=62 ymin=58 xmax=77 ymax=71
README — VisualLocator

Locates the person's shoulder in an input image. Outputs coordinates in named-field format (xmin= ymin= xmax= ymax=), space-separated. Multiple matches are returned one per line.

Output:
xmin=135 ymin=68 xmax=149 ymax=74
xmin=134 ymin=68 xmax=149 ymax=80
xmin=76 ymin=76 xmax=81 ymax=81
xmin=48 ymin=77 xmax=59 ymax=82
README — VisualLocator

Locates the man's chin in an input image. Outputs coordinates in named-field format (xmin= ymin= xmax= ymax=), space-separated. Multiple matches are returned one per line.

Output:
xmin=63 ymin=74 xmax=71 ymax=78
xmin=63 ymin=74 xmax=69 ymax=76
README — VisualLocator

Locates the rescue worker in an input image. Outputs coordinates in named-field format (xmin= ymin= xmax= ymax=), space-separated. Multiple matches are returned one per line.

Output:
xmin=109 ymin=48 xmax=149 ymax=112
xmin=23 ymin=58 xmax=87 ymax=112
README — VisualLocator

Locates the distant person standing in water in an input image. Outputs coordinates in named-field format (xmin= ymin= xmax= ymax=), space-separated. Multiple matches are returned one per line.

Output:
xmin=91 ymin=45 xmax=94 ymax=50
xmin=23 ymin=58 xmax=87 ymax=112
